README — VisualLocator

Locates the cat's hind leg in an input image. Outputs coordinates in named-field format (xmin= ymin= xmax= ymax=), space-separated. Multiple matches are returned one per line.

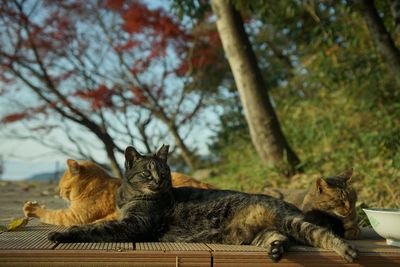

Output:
xmin=251 ymin=229 xmax=288 ymax=262
xmin=283 ymin=216 xmax=358 ymax=263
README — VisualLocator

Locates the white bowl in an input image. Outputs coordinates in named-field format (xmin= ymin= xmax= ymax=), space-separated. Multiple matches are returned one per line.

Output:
xmin=363 ymin=208 xmax=400 ymax=247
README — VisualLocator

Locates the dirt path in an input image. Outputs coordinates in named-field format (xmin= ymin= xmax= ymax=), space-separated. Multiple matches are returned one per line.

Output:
xmin=0 ymin=180 xmax=66 ymax=227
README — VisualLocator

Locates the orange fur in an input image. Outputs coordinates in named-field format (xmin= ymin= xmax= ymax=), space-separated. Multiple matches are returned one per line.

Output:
xmin=23 ymin=160 xmax=214 ymax=226
xmin=171 ymin=172 xmax=214 ymax=189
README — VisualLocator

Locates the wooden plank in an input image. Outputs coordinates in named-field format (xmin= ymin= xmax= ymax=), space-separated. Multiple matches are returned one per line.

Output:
xmin=0 ymin=250 xmax=211 ymax=267
xmin=131 ymin=251 xmax=211 ymax=267
xmin=211 ymin=250 xmax=400 ymax=267
xmin=55 ymin=242 xmax=133 ymax=251
xmin=206 ymin=243 xmax=267 ymax=252
xmin=1 ymin=225 xmax=400 ymax=267
xmin=134 ymin=243 xmax=211 ymax=267
xmin=0 ymin=225 xmax=65 ymax=250
xmin=208 ymin=228 xmax=400 ymax=267
xmin=136 ymin=242 xmax=210 ymax=251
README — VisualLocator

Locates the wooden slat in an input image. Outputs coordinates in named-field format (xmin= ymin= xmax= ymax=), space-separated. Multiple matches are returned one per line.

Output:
xmin=55 ymin=242 xmax=133 ymax=251
xmin=1 ymin=225 xmax=400 ymax=266
xmin=211 ymin=250 xmax=400 ymax=267
xmin=0 ymin=250 xmax=212 ymax=267
xmin=134 ymin=243 xmax=211 ymax=267
xmin=206 ymin=243 xmax=267 ymax=252
xmin=130 ymin=250 xmax=211 ymax=267
xmin=209 ymin=228 xmax=400 ymax=267
xmin=350 ymin=239 xmax=400 ymax=253
xmin=0 ymin=225 xmax=65 ymax=250
xmin=136 ymin=242 xmax=210 ymax=251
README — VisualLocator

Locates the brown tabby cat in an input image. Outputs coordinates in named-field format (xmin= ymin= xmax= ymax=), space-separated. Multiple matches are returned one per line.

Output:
xmin=48 ymin=145 xmax=358 ymax=263
xmin=23 ymin=159 xmax=213 ymax=226
xmin=264 ymin=169 xmax=360 ymax=239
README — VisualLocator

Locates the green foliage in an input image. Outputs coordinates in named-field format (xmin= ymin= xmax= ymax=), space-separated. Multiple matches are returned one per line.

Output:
xmin=205 ymin=0 xmax=400 ymax=212
xmin=206 ymin=86 xmax=400 ymax=210
xmin=206 ymin=136 xmax=286 ymax=193
xmin=170 ymin=0 xmax=210 ymax=21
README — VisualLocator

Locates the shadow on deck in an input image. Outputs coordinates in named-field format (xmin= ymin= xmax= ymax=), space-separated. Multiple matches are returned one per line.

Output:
xmin=0 ymin=226 xmax=399 ymax=266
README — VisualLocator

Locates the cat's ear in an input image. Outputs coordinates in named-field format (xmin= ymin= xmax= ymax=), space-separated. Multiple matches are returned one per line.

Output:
xmin=337 ymin=168 xmax=353 ymax=182
xmin=67 ymin=159 xmax=80 ymax=175
xmin=156 ymin=144 xmax=169 ymax=163
xmin=316 ymin=177 xmax=328 ymax=193
xmin=125 ymin=146 xmax=141 ymax=169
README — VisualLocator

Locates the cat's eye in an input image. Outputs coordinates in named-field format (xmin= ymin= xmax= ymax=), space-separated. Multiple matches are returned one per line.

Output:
xmin=140 ymin=171 xmax=151 ymax=179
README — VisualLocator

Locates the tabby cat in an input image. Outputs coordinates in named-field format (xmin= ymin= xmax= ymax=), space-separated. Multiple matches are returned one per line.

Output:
xmin=302 ymin=169 xmax=360 ymax=239
xmin=48 ymin=145 xmax=358 ymax=263
xmin=24 ymin=159 xmax=213 ymax=226
xmin=264 ymin=169 xmax=360 ymax=239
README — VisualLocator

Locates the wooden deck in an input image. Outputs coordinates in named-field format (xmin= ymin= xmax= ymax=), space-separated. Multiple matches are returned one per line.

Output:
xmin=1 ymin=226 xmax=399 ymax=266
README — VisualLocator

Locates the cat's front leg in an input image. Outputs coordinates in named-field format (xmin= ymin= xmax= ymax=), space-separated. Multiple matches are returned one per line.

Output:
xmin=24 ymin=201 xmax=81 ymax=226
xmin=344 ymin=225 xmax=361 ymax=240
xmin=23 ymin=201 xmax=46 ymax=218
xmin=48 ymin=219 xmax=133 ymax=243
xmin=48 ymin=226 xmax=82 ymax=243
xmin=251 ymin=229 xmax=289 ymax=262
xmin=343 ymin=212 xmax=361 ymax=239
xmin=48 ymin=217 xmax=152 ymax=243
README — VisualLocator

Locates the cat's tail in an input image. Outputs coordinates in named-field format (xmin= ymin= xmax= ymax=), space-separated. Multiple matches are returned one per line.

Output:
xmin=282 ymin=216 xmax=358 ymax=263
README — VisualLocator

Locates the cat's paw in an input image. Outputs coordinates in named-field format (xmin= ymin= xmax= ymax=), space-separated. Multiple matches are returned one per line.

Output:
xmin=48 ymin=231 xmax=75 ymax=243
xmin=344 ymin=227 xmax=361 ymax=240
xmin=23 ymin=201 xmax=45 ymax=218
xmin=48 ymin=231 xmax=65 ymax=243
xmin=337 ymin=243 xmax=359 ymax=263
xmin=268 ymin=240 xmax=284 ymax=262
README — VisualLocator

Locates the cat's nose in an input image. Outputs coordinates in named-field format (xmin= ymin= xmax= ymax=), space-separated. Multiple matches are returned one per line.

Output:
xmin=152 ymin=171 xmax=160 ymax=183
xmin=148 ymin=161 xmax=160 ymax=182
xmin=148 ymin=161 xmax=158 ymax=170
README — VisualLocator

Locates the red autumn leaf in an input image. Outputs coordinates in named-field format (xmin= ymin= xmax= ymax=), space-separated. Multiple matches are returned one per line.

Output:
xmin=104 ymin=0 xmax=125 ymax=10
xmin=130 ymin=87 xmax=148 ymax=105
xmin=75 ymin=85 xmax=115 ymax=110
xmin=1 ymin=112 xmax=30 ymax=123
xmin=1 ymin=105 xmax=48 ymax=124
xmin=114 ymin=40 xmax=138 ymax=52
xmin=176 ymin=27 xmax=222 ymax=76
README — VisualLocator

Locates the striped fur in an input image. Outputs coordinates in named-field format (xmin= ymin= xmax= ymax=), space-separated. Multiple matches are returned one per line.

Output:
xmin=48 ymin=146 xmax=358 ymax=263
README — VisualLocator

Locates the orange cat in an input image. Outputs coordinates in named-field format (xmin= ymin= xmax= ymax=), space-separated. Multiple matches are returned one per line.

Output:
xmin=23 ymin=159 xmax=214 ymax=226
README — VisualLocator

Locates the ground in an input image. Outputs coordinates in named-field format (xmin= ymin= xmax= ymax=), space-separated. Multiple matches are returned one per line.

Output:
xmin=0 ymin=180 xmax=65 ymax=228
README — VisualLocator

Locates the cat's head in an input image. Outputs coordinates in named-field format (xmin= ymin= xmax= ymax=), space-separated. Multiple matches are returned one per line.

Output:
xmin=122 ymin=144 xmax=172 ymax=197
xmin=59 ymin=159 xmax=114 ymax=200
xmin=313 ymin=168 xmax=357 ymax=218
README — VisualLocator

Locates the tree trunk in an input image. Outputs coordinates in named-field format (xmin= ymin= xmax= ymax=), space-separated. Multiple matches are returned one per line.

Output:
xmin=168 ymin=124 xmax=197 ymax=171
xmin=356 ymin=0 xmax=400 ymax=85
xmin=103 ymin=139 xmax=123 ymax=178
xmin=153 ymin=109 xmax=197 ymax=171
xmin=211 ymin=0 xmax=300 ymax=171
xmin=389 ymin=0 xmax=400 ymax=33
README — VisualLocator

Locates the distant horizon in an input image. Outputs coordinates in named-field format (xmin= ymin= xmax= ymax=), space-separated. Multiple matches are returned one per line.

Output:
xmin=1 ymin=159 xmax=65 ymax=181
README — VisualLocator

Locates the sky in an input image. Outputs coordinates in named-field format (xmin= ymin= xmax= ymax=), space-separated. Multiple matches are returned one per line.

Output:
xmin=1 ymin=138 xmax=67 ymax=180
xmin=0 ymin=125 xmax=215 ymax=180
xmin=0 ymin=1 xmax=219 ymax=181
xmin=0 ymin=108 xmax=218 ymax=180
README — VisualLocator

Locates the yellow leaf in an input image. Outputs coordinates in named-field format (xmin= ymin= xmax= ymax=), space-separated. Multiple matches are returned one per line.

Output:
xmin=7 ymin=217 xmax=29 ymax=231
